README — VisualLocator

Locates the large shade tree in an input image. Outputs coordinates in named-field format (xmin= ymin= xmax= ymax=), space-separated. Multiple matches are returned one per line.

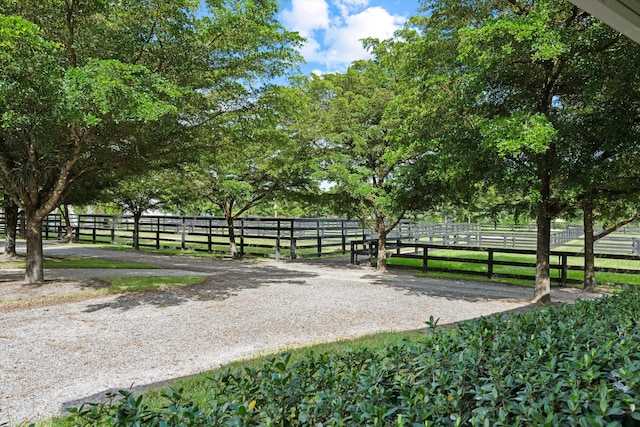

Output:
xmin=164 ymin=85 xmax=315 ymax=258
xmin=408 ymin=0 xmax=640 ymax=302
xmin=0 ymin=1 xmax=302 ymax=283
xmin=554 ymin=32 xmax=640 ymax=291
xmin=304 ymin=54 xmax=451 ymax=273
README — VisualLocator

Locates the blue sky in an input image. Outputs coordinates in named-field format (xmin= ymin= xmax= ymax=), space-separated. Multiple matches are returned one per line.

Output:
xmin=279 ymin=0 xmax=421 ymax=76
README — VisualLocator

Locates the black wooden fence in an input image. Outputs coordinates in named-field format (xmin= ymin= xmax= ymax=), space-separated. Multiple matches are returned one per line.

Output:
xmin=0 ymin=213 xmax=433 ymax=259
xmin=351 ymin=240 xmax=640 ymax=286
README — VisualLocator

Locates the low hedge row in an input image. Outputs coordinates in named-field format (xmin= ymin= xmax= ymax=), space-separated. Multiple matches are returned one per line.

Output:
xmin=67 ymin=289 xmax=640 ymax=426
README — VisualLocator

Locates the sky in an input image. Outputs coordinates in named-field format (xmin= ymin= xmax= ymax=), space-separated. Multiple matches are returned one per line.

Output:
xmin=278 ymin=0 xmax=421 ymax=76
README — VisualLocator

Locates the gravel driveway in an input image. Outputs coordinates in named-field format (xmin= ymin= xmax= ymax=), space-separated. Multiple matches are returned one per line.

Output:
xmin=0 ymin=243 xmax=599 ymax=424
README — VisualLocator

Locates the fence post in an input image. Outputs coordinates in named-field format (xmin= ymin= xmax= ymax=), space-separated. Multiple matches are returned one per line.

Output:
xmin=240 ymin=219 xmax=245 ymax=257
xmin=155 ymin=217 xmax=160 ymax=249
xmin=181 ymin=217 xmax=186 ymax=250
xmin=487 ymin=249 xmax=494 ymax=279
xmin=291 ymin=238 xmax=297 ymax=260
xmin=560 ymin=254 xmax=568 ymax=287
xmin=206 ymin=218 xmax=211 ymax=253
xmin=275 ymin=219 xmax=281 ymax=260
xmin=317 ymin=220 xmax=322 ymax=257
xmin=422 ymin=246 xmax=429 ymax=272
xmin=350 ymin=241 xmax=355 ymax=264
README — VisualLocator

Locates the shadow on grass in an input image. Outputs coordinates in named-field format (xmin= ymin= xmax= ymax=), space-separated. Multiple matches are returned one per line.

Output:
xmin=82 ymin=263 xmax=316 ymax=313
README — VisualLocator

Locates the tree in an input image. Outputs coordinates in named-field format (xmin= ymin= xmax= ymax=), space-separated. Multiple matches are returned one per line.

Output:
xmin=409 ymin=0 xmax=639 ymax=302
xmin=0 ymin=1 xmax=302 ymax=283
xmin=304 ymin=56 xmax=449 ymax=273
xmin=553 ymin=31 xmax=640 ymax=291
xmin=165 ymin=86 xmax=314 ymax=258
xmin=109 ymin=173 xmax=167 ymax=250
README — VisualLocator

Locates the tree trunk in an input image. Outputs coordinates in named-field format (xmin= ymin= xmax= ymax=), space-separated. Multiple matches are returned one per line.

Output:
xmin=533 ymin=168 xmax=552 ymax=303
xmin=583 ymin=201 xmax=597 ymax=292
xmin=225 ymin=214 xmax=240 ymax=259
xmin=59 ymin=204 xmax=74 ymax=243
xmin=376 ymin=214 xmax=388 ymax=273
xmin=3 ymin=195 xmax=18 ymax=257
xmin=133 ymin=212 xmax=142 ymax=250
xmin=24 ymin=210 xmax=45 ymax=284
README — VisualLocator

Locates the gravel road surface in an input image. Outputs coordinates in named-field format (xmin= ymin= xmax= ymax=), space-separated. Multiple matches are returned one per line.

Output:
xmin=0 ymin=242 xmax=600 ymax=424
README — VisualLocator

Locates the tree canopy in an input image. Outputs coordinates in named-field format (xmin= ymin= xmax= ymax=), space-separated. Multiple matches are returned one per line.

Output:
xmin=0 ymin=0 xmax=303 ymax=282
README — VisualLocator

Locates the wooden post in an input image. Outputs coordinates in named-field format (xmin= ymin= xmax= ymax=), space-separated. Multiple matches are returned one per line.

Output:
xmin=317 ymin=220 xmax=321 ymax=257
xmin=350 ymin=241 xmax=355 ymax=264
xmin=153 ymin=217 xmax=159 ymax=249
xmin=291 ymin=238 xmax=297 ymax=260
xmin=208 ymin=218 xmax=212 ymax=253
xmin=422 ymin=246 xmax=429 ymax=272
xmin=181 ymin=217 xmax=186 ymax=250
xmin=240 ymin=219 xmax=245 ymax=257
xmin=560 ymin=254 xmax=568 ymax=287
xmin=275 ymin=219 xmax=281 ymax=260
xmin=487 ymin=249 xmax=494 ymax=278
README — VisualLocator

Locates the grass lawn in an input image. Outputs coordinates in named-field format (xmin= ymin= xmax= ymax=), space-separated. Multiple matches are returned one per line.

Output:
xmin=0 ymin=256 xmax=157 ymax=270
xmin=0 ymin=276 xmax=206 ymax=310
xmin=387 ymin=249 xmax=640 ymax=286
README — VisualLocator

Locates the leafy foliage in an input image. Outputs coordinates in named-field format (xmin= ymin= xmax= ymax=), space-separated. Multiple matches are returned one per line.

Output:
xmin=64 ymin=289 xmax=640 ymax=426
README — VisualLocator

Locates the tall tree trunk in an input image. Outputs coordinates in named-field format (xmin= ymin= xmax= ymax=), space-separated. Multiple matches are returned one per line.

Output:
xmin=583 ymin=200 xmax=597 ymax=292
xmin=533 ymin=167 xmax=552 ymax=303
xmin=225 ymin=213 xmax=240 ymax=259
xmin=59 ymin=204 xmax=74 ymax=243
xmin=376 ymin=214 xmax=388 ymax=273
xmin=133 ymin=212 xmax=142 ymax=250
xmin=24 ymin=209 xmax=44 ymax=284
xmin=3 ymin=194 xmax=18 ymax=257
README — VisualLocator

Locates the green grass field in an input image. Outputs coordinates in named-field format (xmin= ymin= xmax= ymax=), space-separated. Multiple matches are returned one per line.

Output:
xmin=387 ymin=248 xmax=640 ymax=286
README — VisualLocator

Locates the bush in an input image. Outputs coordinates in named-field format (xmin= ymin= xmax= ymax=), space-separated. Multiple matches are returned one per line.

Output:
xmin=65 ymin=289 xmax=640 ymax=426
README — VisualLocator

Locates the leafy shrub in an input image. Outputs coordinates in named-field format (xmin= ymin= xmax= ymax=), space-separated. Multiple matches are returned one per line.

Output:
xmin=65 ymin=289 xmax=640 ymax=426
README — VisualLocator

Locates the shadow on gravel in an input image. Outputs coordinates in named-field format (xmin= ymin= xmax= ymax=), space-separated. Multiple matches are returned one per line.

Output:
xmin=82 ymin=265 xmax=317 ymax=312
xmin=363 ymin=272 xmax=533 ymax=302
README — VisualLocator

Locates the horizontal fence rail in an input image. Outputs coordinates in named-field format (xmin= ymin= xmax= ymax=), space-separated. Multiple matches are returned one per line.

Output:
xmin=2 ymin=212 xmax=640 ymax=258
xmin=351 ymin=239 xmax=640 ymax=286
xmin=0 ymin=213 xmax=431 ymax=259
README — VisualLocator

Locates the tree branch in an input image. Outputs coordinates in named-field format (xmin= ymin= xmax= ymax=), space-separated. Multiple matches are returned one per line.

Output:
xmin=384 ymin=208 xmax=408 ymax=235
xmin=594 ymin=211 xmax=640 ymax=241
xmin=35 ymin=123 xmax=85 ymax=221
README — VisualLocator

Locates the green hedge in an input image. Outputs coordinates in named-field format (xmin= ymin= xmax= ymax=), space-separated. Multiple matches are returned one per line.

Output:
xmin=65 ymin=290 xmax=640 ymax=426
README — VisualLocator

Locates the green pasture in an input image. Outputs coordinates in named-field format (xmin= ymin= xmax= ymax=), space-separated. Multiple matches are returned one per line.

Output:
xmin=0 ymin=257 xmax=156 ymax=270
xmin=387 ymin=249 xmax=640 ymax=286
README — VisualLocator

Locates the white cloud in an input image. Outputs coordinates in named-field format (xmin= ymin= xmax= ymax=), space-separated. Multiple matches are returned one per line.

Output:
xmin=281 ymin=0 xmax=407 ymax=74
xmin=334 ymin=0 xmax=370 ymax=17
xmin=280 ymin=0 xmax=330 ymax=36
xmin=323 ymin=6 xmax=404 ymax=70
